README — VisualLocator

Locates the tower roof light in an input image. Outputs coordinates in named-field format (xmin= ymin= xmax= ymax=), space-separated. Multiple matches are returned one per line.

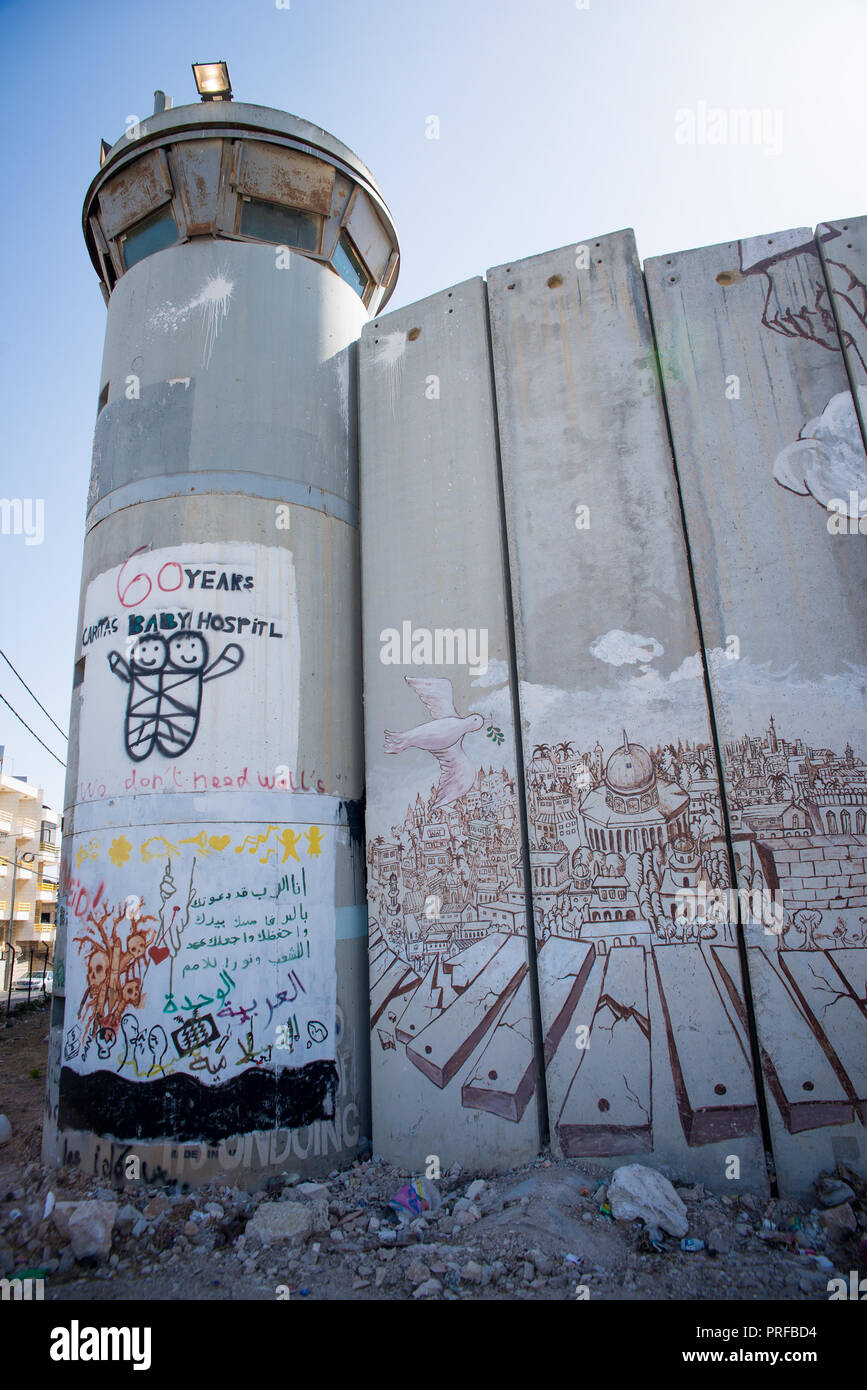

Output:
xmin=192 ymin=61 xmax=232 ymax=101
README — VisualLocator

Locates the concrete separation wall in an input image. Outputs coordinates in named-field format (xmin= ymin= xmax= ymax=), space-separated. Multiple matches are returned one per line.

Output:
xmin=357 ymin=278 xmax=542 ymax=1172
xmin=645 ymin=225 xmax=867 ymax=1195
xmin=486 ymin=232 xmax=766 ymax=1191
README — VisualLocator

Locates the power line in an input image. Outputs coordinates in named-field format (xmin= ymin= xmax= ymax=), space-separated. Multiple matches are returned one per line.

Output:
xmin=0 ymin=648 xmax=68 ymax=741
xmin=0 ymin=692 xmax=67 ymax=768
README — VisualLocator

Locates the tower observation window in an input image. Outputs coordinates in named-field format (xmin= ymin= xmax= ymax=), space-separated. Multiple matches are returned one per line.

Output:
xmin=333 ymin=232 xmax=370 ymax=299
xmin=240 ymin=196 xmax=321 ymax=253
xmin=121 ymin=205 xmax=179 ymax=269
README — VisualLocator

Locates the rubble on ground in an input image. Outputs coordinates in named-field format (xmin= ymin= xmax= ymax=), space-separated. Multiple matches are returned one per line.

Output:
xmin=1 ymin=1149 xmax=865 ymax=1301
xmin=1 ymin=1005 xmax=865 ymax=1299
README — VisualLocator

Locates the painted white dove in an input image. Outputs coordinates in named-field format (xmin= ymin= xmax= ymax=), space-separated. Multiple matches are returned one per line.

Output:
xmin=384 ymin=676 xmax=485 ymax=810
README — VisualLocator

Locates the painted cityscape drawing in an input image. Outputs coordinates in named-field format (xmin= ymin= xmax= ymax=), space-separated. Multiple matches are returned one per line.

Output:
xmin=369 ymin=693 xmax=867 ymax=1153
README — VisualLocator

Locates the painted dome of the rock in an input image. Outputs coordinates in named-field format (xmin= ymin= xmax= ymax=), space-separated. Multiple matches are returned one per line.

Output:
xmin=604 ymin=732 xmax=655 ymax=795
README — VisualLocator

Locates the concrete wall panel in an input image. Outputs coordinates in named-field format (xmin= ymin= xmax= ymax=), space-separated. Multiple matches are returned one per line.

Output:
xmin=358 ymin=279 xmax=541 ymax=1171
xmin=645 ymin=227 xmax=867 ymax=1195
xmin=487 ymin=233 xmax=766 ymax=1191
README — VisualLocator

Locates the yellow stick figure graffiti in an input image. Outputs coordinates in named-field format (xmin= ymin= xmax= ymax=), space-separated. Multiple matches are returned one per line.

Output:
xmin=279 ymin=828 xmax=303 ymax=863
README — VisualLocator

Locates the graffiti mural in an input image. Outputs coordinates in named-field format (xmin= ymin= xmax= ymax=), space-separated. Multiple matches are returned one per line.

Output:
xmin=75 ymin=542 xmax=300 ymax=798
xmin=57 ymin=539 xmax=348 ymax=1144
xmin=722 ymin=227 xmax=867 ymax=516
xmin=59 ymin=822 xmax=338 ymax=1141
xmin=367 ymin=692 xmax=867 ymax=1155
xmin=109 ymin=632 xmax=244 ymax=760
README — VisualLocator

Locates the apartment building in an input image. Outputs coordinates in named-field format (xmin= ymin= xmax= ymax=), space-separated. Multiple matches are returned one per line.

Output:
xmin=0 ymin=747 xmax=60 ymax=989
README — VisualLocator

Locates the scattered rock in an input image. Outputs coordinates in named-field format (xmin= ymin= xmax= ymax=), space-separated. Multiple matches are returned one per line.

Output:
xmin=0 ymin=1115 xmax=11 ymax=1145
xmin=115 ymin=1203 xmax=140 ymax=1235
xmin=462 ymin=1260 xmax=483 ymax=1284
xmin=406 ymin=1258 xmax=431 ymax=1284
xmin=679 ymin=1184 xmax=705 ymax=1204
xmin=51 ymin=1202 xmax=81 ymax=1242
xmin=413 ymin=1277 xmax=442 ymax=1299
xmin=456 ymin=1207 xmax=481 ymax=1228
xmin=707 ymin=1227 xmax=732 ymax=1255
xmin=68 ymin=1201 xmax=117 ymax=1262
xmin=144 ymin=1195 xmax=171 ymax=1219
xmin=245 ymin=1202 xmax=313 ymax=1249
xmin=608 ymin=1165 xmax=689 ymax=1238
xmin=297 ymin=1182 xmax=329 ymax=1198
xmin=465 ymin=1179 xmax=487 ymax=1202
xmin=815 ymin=1177 xmax=856 ymax=1209
xmin=820 ymin=1203 xmax=857 ymax=1236
xmin=309 ymin=1198 xmax=330 ymax=1236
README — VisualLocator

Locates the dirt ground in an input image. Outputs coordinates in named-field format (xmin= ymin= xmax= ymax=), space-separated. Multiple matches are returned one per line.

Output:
xmin=1 ymin=1001 xmax=865 ymax=1303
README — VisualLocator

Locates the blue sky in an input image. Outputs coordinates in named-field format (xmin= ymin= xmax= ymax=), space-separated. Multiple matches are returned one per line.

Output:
xmin=1 ymin=0 xmax=865 ymax=811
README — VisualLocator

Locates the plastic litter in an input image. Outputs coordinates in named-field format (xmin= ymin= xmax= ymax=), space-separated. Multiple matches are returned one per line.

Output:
xmin=599 ymin=1202 xmax=613 ymax=1220
xmin=680 ymin=1237 xmax=706 ymax=1252
xmin=564 ymin=1253 xmax=584 ymax=1266
xmin=646 ymin=1225 xmax=668 ymax=1252
xmin=389 ymin=1178 xmax=441 ymax=1218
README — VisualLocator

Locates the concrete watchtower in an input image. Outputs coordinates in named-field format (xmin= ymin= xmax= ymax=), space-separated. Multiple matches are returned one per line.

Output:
xmin=44 ymin=66 xmax=399 ymax=1184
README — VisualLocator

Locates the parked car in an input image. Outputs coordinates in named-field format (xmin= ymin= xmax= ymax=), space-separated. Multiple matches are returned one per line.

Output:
xmin=12 ymin=971 xmax=52 ymax=994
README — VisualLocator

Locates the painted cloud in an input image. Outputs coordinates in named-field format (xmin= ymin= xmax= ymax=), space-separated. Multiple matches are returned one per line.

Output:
xmin=589 ymin=629 xmax=664 ymax=667
xmin=773 ymin=387 xmax=867 ymax=515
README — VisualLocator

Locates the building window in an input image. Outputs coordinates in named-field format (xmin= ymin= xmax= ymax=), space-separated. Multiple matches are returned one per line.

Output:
xmin=826 ymin=811 xmax=838 ymax=834
xmin=334 ymin=232 xmax=370 ymax=298
xmin=121 ymin=205 xmax=179 ymax=269
xmin=841 ymin=810 xmax=851 ymax=833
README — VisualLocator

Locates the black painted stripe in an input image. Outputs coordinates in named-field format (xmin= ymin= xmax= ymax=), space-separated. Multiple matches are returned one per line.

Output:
xmin=58 ymin=1061 xmax=338 ymax=1143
